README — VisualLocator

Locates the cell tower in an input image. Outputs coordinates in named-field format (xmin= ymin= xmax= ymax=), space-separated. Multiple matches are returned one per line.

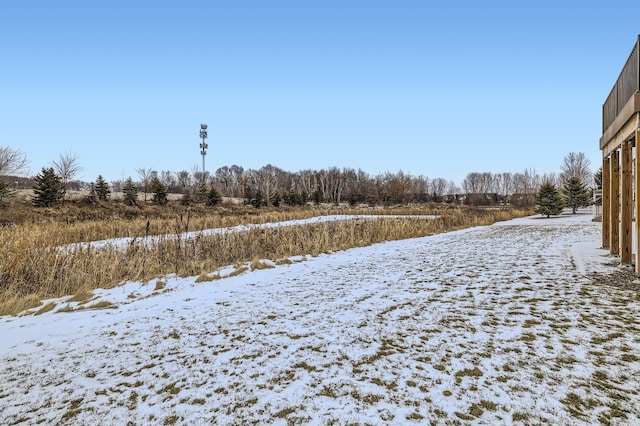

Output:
xmin=199 ymin=124 xmax=208 ymax=183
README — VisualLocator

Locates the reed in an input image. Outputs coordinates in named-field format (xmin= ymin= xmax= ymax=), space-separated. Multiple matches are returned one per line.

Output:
xmin=0 ymin=204 xmax=529 ymax=316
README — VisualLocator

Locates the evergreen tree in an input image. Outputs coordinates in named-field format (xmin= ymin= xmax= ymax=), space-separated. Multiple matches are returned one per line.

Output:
xmin=84 ymin=182 xmax=98 ymax=205
xmin=180 ymin=189 xmax=193 ymax=206
xmin=271 ymin=191 xmax=281 ymax=207
xmin=122 ymin=177 xmax=138 ymax=206
xmin=196 ymin=182 xmax=208 ymax=203
xmin=94 ymin=175 xmax=111 ymax=200
xmin=151 ymin=177 xmax=168 ymax=205
xmin=0 ymin=178 xmax=15 ymax=207
xmin=594 ymin=167 xmax=602 ymax=190
xmin=206 ymin=186 xmax=221 ymax=206
xmin=251 ymin=190 xmax=264 ymax=208
xmin=562 ymin=176 xmax=590 ymax=214
xmin=32 ymin=167 xmax=65 ymax=207
xmin=535 ymin=182 xmax=564 ymax=218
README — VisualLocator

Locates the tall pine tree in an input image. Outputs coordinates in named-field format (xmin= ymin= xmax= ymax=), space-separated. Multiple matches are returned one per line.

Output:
xmin=562 ymin=177 xmax=590 ymax=214
xmin=122 ymin=177 xmax=138 ymax=206
xmin=206 ymin=186 xmax=221 ymax=206
xmin=32 ymin=167 xmax=65 ymax=207
xmin=151 ymin=177 xmax=168 ymax=205
xmin=535 ymin=182 xmax=564 ymax=218
xmin=94 ymin=175 xmax=111 ymax=200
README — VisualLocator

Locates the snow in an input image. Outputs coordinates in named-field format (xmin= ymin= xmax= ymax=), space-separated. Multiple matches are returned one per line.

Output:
xmin=2 ymin=210 xmax=640 ymax=425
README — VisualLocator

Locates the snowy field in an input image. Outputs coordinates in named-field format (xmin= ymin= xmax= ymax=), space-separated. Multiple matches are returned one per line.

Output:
xmin=2 ymin=211 xmax=640 ymax=425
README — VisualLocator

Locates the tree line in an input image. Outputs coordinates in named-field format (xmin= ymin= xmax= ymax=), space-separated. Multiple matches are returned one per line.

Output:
xmin=0 ymin=146 xmax=596 ymax=209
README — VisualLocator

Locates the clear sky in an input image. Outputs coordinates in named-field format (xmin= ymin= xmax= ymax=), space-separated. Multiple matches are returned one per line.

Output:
xmin=1 ymin=1 xmax=637 ymax=186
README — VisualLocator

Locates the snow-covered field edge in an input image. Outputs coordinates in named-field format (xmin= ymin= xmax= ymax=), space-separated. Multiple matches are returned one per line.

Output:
xmin=2 ymin=210 xmax=639 ymax=425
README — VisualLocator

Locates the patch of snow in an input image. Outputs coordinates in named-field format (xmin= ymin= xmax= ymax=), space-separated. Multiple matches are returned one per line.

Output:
xmin=2 ymin=211 xmax=638 ymax=425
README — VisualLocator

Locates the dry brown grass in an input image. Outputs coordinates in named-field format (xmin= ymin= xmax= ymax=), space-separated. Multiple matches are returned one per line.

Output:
xmin=0 ymin=202 xmax=530 ymax=315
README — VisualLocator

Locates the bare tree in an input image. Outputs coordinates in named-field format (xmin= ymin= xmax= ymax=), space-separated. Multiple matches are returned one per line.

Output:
xmin=51 ymin=151 xmax=83 ymax=196
xmin=0 ymin=146 xmax=29 ymax=176
xmin=254 ymin=164 xmax=280 ymax=206
xmin=176 ymin=170 xmax=192 ymax=190
xmin=159 ymin=170 xmax=177 ymax=192
xmin=431 ymin=177 xmax=453 ymax=201
xmin=136 ymin=167 xmax=155 ymax=202
xmin=560 ymin=152 xmax=592 ymax=187
xmin=512 ymin=168 xmax=540 ymax=208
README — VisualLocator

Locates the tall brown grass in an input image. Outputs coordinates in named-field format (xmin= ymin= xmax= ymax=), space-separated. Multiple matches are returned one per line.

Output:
xmin=0 ymin=204 xmax=530 ymax=316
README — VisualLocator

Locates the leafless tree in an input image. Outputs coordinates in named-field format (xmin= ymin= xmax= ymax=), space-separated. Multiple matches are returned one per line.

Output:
xmin=160 ymin=170 xmax=177 ymax=192
xmin=51 ymin=151 xmax=83 ymax=192
xmin=136 ymin=167 xmax=155 ymax=202
xmin=431 ymin=177 xmax=453 ymax=201
xmin=297 ymin=169 xmax=317 ymax=199
xmin=560 ymin=152 xmax=592 ymax=187
xmin=0 ymin=146 xmax=29 ymax=176
xmin=462 ymin=172 xmax=490 ymax=194
xmin=176 ymin=170 xmax=192 ymax=190
xmin=495 ymin=172 xmax=513 ymax=198
xmin=254 ymin=164 xmax=281 ymax=206
xmin=540 ymin=172 xmax=561 ymax=187
xmin=513 ymin=168 xmax=540 ymax=208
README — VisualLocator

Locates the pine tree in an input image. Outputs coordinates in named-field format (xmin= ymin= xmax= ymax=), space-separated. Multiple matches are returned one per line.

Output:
xmin=562 ymin=176 xmax=590 ymax=214
xmin=122 ymin=177 xmax=138 ymax=206
xmin=32 ymin=167 xmax=65 ymax=207
xmin=84 ymin=182 xmax=98 ymax=205
xmin=195 ymin=183 xmax=208 ymax=203
xmin=95 ymin=175 xmax=111 ymax=200
xmin=151 ymin=177 xmax=168 ymax=205
xmin=594 ymin=167 xmax=602 ymax=190
xmin=251 ymin=190 xmax=264 ymax=208
xmin=535 ymin=182 xmax=564 ymax=218
xmin=206 ymin=186 xmax=221 ymax=206
xmin=180 ymin=189 xmax=193 ymax=206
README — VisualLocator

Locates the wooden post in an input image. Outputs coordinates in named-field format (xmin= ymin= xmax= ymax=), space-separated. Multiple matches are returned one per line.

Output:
xmin=610 ymin=149 xmax=620 ymax=256
xmin=602 ymin=155 xmax=610 ymax=249
xmin=621 ymin=141 xmax=632 ymax=263
xmin=636 ymin=131 xmax=640 ymax=274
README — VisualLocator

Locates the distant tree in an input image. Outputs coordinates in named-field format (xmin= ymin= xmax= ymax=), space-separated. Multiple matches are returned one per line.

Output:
xmin=562 ymin=176 xmax=590 ymax=214
xmin=151 ymin=177 xmax=168 ymax=205
xmin=271 ymin=191 xmax=281 ymax=207
xmin=0 ymin=146 xmax=29 ymax=176
xmin=195 ymin=182 xmax=208 ymax=203
xmin=94 ymin=175 xmax=111 ymax=200
xmin=136 ymin=167 xmax=155 ymax=202
xmin=122 ymin=177 xmax=138 ymax=206
xmin=110 ymin=179 xmax=123 ymax=193
xmin=206 ymin=186 xmax=221 ymax=206
xmin=594 ymin=167 xmax=602 ymax=190
xmin=32 ymin=167 xmax=65 ymax=207
xmin=251 ymin=190 xmax=264 ymax=208
xmin=84 ymin=182 xmax=98 ymax=205
xmin=51 ymin=151 xmax=83 ymax=195
xmin=560 ymin=152 xmax=592 ymax=187
xmin=534 ymin=182 xmax=564 ymax=218
xmin=0 ymin=178 xmax=15 ymax=207
xmin=180 ymin=190 xmax=193 ymax=206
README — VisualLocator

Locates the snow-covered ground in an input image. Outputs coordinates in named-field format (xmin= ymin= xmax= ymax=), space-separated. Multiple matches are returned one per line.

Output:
xmin=2 ymin=211 xmax=639 ymax=425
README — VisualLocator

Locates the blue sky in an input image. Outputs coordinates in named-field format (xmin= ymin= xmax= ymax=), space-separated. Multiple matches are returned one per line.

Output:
xmin=1 ymin=1 xmax=636 ymax=186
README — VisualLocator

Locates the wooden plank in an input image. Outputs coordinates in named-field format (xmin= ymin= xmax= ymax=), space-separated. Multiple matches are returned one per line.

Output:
xmin=636 ymin=131 xmax=640 ymax=274
xmin=621 ymin=141 xmax=632 ymax=263
xmin=610 ymin=149 xmax=620 ymax=255
xmin=602 ymin=156 xmax=610 ymax=248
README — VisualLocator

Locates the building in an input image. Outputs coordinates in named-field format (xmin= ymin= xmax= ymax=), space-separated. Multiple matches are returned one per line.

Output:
xmin=600 ymin=35 xmax=640 ymax=273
